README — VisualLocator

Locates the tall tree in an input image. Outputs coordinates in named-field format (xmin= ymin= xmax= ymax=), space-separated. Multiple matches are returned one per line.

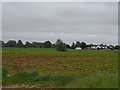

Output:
xmin=43 ymin=41 xmax=52 ymax=48
xmin=65 ymin=44 xmax=71 ymax=48
xmin=17 ymin=40 xmax=24 ymax=47
xmin=0 ymin=41 xmax=5 ymax=47
xmin=80 ymin=42 xmax=86 ymax=49
xmin=25 ymin=41 xmax=31 ymax=48
xmin=55 ymin=39 xmax=67 ymax=52
xmin=0 ymin=41 xmax=2 ymax=47
xmin=71 ymin=43 xmax=76 ymax=49
xmin=6 ymin=40 xmax=16 ymax=47
xmin=75 ymin=41 xmax=81 ymax=47
xmin=52 ymin=44 xmax=56 ymax=48
xmin=114 ymin=45 xmax=120 ymax=49
xmin=32 ymin=42 xmax=42 ymax=48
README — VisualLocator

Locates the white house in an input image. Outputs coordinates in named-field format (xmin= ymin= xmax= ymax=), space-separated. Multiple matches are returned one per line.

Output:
xmin=76 ymin=47 xmax=82 ymax=50
xmin=86 ymin=44 xmax=107 ymax=50
xmin=91 ymin=46 xmax=97 ymax=49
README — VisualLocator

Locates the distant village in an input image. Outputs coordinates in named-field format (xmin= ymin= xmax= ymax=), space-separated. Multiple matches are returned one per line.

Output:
xmin=76 ymin=44 xmax=113 ymax=50
xmin=0 ymin=39 xmax=120 ymax=50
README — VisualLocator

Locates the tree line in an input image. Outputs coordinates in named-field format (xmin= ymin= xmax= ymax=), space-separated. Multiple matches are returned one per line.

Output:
xmin=0 ymin=39 xmax=120 ymax=51
xmin=0 ymin=39 xmax=87 ymax=49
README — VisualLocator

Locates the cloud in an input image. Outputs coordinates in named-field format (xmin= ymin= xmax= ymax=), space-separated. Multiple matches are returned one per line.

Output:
xmin=0 ymin=3 xmax=2 ymax=40
xmin=2 ymin=2 xmax=118 ymax=45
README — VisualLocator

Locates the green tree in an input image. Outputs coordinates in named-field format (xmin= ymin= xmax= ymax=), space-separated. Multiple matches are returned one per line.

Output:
xmin=52 ymin=44 xmax=56 ymax=48
xmin=75 ymin=41 xmax=81 ymax=47
xmin=66 ymin=44 xmax=71 ymax=48
xmin=32 ymin=42 xmax=43 ymax=48
xmin=114 ymin=45 xmax=120 ymax=49
xmin=43 ymin=41 xmax=52 ymax=48
xmin=55 ymin=39 xmax=67 ymax=52
xmin=80 ymin=42 xmax=86 ymax=49
xmin=17 ymin=40 xmax=24 ymax=47
xmin=25 ymin=41 xmax=32 ymax=48
xmin=0 ymin=41 xmax=4 ymax=47
xmin=6 ymin=40 xmax=16 ymax=47
xmin=71 ymin=43 xmax=76 ymax=49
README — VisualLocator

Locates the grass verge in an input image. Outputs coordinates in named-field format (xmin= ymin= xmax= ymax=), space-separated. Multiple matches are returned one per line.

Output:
xmin=2 ymin=67 xmax=118 ymax=88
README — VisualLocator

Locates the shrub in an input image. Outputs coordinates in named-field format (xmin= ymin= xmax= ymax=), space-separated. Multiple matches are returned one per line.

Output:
xmin=55 ymin=39 xmax=67 ymax=52
xmin=2 ymin=67 xmax=9 ymax=79
xmin=11 ymin=70 xmax=39 ymax=83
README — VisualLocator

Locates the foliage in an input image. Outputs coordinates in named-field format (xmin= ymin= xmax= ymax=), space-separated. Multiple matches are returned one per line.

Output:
xmin=2 ymin=67 xmax=9 ymax=79
xmin=43 ymin=41 xmax=52 ymax=48
xmin=2 ymin=69 xmax=73 ymax=86
xmin=25 ymin=41 xmax=32 ymax=48
xmin=75 ymin=41 xmax=81 ymax=47
xmin=71 ymin=43 xmax=76 ymax=49
xmin=2 ymin=68 xmax=118 ymax=88
xmin=6 ymin=40 xmax=16 ymax=47
xmin=32 ymin=42 xmax=43 ymax=48
xmin=114 ymin=45 xmax=120 ymax=49
xmin=65 ymin=44 xmax=71 ymax=49
xmin=73 ymin=41 xmax=87 ymax=49
xmin=66 ymin=72 xmax=118 ymax=88
xmin=55 ymin=39 xmax=67 ymax=52
xmin=1 ymin=40 xmax=119 ymax=50
xmin=17 ymin=40 xmax=24 ymax=47
xmin=80 ymin=42 xmax=86 ymax=49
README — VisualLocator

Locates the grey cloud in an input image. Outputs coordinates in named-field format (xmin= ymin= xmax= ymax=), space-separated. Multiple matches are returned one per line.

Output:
xmin=0 ymin=3 xmax=2 ymax=40
xmin=2 ymin=2 xmax=118 ymax=45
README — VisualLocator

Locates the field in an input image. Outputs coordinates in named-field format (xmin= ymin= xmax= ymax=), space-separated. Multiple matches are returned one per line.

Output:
xmin=2 ymin=48 xmax=118 ymax=88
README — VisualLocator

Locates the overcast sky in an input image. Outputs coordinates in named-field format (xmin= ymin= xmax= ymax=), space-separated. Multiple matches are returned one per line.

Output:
xmin=2 ymin=2 xmax=118 ymax=45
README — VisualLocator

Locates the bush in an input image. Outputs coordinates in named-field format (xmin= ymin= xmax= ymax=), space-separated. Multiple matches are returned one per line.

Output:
xmin=2 ymin=70 xmax=40 ymax=85
xmin=2 ymin=69 xmax=73 ymax=86
xmin=2 ymin=67 xmax=9 ymax=79
xmin=50 ymin=75 xmax=72 ymax=86
xmin=55 ymin=39 xmax=67 ymax=52
xmin=11 ymin=70 xmax=39 ymax=83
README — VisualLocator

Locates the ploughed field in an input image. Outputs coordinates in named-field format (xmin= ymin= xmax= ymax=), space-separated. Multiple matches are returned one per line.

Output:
xmin=2 ymin=48 xmax=118 ymax=73
xmin=2 ymin=48 xmax=118 ymax=88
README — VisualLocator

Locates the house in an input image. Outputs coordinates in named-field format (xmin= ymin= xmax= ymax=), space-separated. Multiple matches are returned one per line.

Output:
xmin=76 ymin=47 xmax=82 ymax=50
xmin=85 ymin=44 xmax=107 ymax=50
xmin=91 ymin=45 xmax=98 ymax=49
